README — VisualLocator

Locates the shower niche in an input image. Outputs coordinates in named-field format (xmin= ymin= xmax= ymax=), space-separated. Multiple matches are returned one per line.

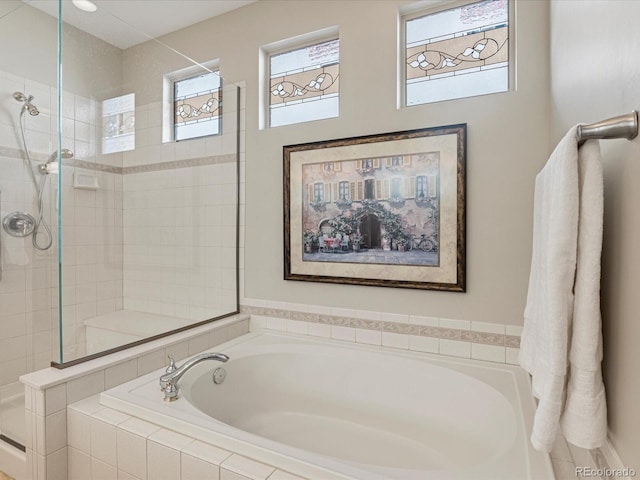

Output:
xmin=0 ymin=0 xmax=240 ymax=450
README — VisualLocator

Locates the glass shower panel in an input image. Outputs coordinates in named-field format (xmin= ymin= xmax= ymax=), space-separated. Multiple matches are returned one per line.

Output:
xmin=57 ymin=1 xmax=130 ymax=363
xmin=58 ymin=2 xmax=240 ymax=363
xmin=0 ymin=1 xmax=60 ymax=447
xmin=0 ymin=0 xmax=240 ymax=447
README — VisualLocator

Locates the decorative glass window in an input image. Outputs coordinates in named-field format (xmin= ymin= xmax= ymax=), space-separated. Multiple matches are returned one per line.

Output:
xmin=404 ymin=0 xmax=509 ymax=106
xmin=174 ymin=71 xmax=222 ymax=141
xmin=102 ymin=93 xmax=135 ymax=154
xmin=269 ymin=38 xmax=339 ymax=127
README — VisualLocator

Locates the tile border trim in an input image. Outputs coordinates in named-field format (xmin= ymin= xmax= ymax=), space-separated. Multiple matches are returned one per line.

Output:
xmin=67 ymin=158 xmax=121 ymax=174
xmin=239 ymin=304 xmax=521 ymax=349
xmin=121 ymin=153 xmax=236 ymax=175
xmin=1 ymin=146 xmax=235 ymax=175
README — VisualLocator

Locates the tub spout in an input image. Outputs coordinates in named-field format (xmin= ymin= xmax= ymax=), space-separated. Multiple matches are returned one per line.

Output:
xmin=160 ymin=352 xmax=229 ymax=401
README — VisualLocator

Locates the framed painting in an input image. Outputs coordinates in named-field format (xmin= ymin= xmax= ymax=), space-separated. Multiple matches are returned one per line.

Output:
xmin=283 ymin=124 xmax=466 ymax=291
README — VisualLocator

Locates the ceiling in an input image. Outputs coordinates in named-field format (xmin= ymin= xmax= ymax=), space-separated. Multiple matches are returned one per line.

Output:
xmin=24 ymin=0 xmax=257 ymax=50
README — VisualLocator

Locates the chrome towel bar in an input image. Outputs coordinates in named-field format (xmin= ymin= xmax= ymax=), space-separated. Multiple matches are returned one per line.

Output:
xmin=577 ymin=111 xmax=638 ymax=146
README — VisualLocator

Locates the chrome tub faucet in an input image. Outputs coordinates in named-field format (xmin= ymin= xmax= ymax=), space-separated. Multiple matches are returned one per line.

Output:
xmin=159 ymin=352 xmax=229 ymax=401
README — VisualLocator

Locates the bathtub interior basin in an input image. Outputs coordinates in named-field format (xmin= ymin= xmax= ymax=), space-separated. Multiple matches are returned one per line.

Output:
xmin=101 ymin=332 xmax=555 ymax=480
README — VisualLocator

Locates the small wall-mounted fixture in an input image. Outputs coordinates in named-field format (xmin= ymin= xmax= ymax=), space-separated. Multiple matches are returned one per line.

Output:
xmin=73 ymin=171 xmax=99 ymax=190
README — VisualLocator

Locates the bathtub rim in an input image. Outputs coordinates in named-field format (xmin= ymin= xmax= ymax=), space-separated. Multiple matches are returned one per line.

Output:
xmin=100 ymin=330 xmax=555 ymax=480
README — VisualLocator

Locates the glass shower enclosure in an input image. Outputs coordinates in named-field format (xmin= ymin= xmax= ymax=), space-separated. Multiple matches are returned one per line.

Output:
xmin=0 ymin=0 xmax=240 ymax=451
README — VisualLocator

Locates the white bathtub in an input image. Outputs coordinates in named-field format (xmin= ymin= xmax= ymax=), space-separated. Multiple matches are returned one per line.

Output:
xmin=101 ymin=332 xmax=554 ymax=480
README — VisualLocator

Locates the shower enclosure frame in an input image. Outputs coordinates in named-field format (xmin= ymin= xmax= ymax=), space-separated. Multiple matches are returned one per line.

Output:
xmin=49 ymin=87 xmax=242 ymax=367
xmin=0 ymin=0 xmax=244 ymax=458
xmin=0 ymin=1 xmax=241 ymax=457
xmin=47 ymin=1 xmax=242 ymax=368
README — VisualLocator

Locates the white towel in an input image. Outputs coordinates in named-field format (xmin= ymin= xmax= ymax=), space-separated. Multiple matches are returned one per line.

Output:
xmin=520 ymin=127 xmax=607 ymax=452
xmin=561 ymin=137 xmax=607 ymax=449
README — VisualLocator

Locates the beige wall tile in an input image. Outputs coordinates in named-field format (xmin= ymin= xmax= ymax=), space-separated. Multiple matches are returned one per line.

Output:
xmin=92 ymin=457 xmax=117 ymax=480
xmin=90 ymin=418 xmax=117 ymax=466
xmin=182 ymin=453 xmax=220 ymax=480
xmin=439 ymin=339 xmax=471 ymax=359
xmin=117 ymin=429 xmax=147 ymax=480
xmin=68 ymin=446 xmax=91 ymax=480
xmin=147 ymin=441 xmax=181 ymax=480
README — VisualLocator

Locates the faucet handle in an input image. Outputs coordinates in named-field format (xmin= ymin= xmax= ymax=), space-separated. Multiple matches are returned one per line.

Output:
xmin=159 ymin=356 xmax=177 ymax=391
xmin=166 ymin=355 xmax=176 ymax=373
xmin=162 ymin=382 xmax=179 ymax=402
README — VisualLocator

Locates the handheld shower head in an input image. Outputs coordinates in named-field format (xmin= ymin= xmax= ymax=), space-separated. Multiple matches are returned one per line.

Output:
xmin=13 ymin=92 xmax=29 ymax=102
xmin=40 ymin=149 xmax=73 ymax=174
xmin=14 ymin=91 xmax=39 ymax=116
xmin=46 ymin=148 xmax=74 ymax=164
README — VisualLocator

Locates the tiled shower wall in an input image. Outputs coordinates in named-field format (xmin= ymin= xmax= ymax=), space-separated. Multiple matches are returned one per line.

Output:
xmin=1 ymin=70 xmax=243 ymax=373
xmin=121 ymin=93 xmax=241 ymax=322
xmin=0 ymin=69 xmax=124 ymax=383
xmin=59 ymin=165 xmax=124 ymax=361
xmin=122 ymin=160 xmax=238 ymax=321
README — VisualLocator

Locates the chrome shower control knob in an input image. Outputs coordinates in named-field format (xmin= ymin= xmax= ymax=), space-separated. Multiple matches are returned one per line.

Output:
xmin=3 ymin=212 xmax=36 ymax=237
xmin=213 ymin=367 xmax=226 ymax=385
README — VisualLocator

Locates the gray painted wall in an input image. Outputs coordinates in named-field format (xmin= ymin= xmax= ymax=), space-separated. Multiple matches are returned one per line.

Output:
xmin=550 ymin=0 xmax=640 ymax=467
xmin=128 ymin=0 xmax=550 ymax=326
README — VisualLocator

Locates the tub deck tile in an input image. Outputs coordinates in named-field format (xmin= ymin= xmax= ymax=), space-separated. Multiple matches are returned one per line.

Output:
xmin=267 ymin=470 xmax=309 ymax=480
xmin=148 ymin=428 xmax=194 ymax=451
xmin=221 ymin=454 xmax=276 ymax=480
xmin=182 ymin=439 xmax=232 ymax=465
xmin=119 ymin=417 xmax=161 ymax=438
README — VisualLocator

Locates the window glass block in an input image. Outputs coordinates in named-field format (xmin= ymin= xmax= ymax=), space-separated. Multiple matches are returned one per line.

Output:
xmin=270 ymin=39 xmax=339 ymax=127
xmin=102 ymin=93 xmax=135 ymax=154
xmin=174 ymin=71 xmax=221 ymax=141
xmin=405 ymin=0 xmax=508 ymax=105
